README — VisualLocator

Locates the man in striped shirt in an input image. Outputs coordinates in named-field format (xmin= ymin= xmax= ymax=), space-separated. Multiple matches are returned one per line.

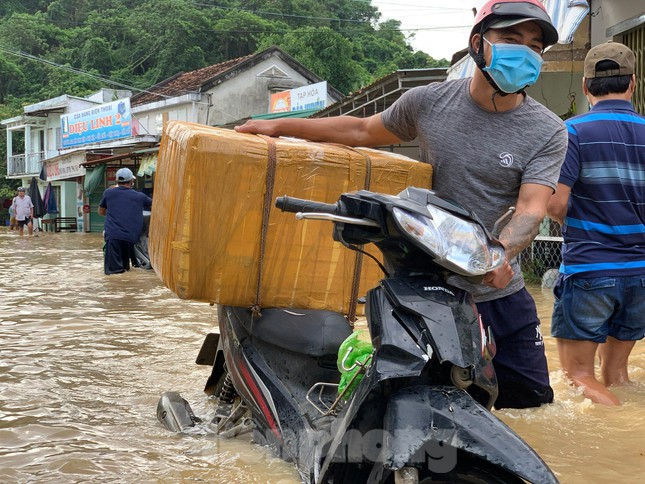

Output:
xmin=547 ymin=41 xmax=645 ymax=405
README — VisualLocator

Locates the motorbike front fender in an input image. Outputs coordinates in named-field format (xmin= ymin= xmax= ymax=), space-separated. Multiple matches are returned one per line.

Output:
xmin=383 ymin=385 xmax=557 ymax=484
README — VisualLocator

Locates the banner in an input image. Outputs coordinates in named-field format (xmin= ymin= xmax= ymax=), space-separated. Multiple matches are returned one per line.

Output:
xmin=290 ymin=81 xmax=327 ymax=111
xmin=270 ymin=91 xmax=291 ymax=113
xmin=45 ymin=152 xmax=86 ymax=181
xmin=269 ymin=81 xmax=327 ymax=113
xmin=61 ymin=98 xmax=132 ymax=148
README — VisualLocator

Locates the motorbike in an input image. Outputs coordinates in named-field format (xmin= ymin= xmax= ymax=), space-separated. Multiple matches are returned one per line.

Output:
xmin=133 ymin=210 xmax=152 ymax=270
xmin=157 ymin=187 xmax=558 ymax=483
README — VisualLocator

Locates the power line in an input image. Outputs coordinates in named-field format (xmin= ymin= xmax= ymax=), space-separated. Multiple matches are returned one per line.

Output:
xmin=0 ymin=44 xmax=186 ymax=99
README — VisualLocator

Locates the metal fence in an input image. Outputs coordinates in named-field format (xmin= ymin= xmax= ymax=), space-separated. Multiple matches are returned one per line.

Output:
xmin=518 ymin=217 xmax=562 ymax=289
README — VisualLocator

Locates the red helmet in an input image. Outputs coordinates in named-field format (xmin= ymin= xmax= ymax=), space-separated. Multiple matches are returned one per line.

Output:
xmin=470 ymin=0 xmax=559 ymax=48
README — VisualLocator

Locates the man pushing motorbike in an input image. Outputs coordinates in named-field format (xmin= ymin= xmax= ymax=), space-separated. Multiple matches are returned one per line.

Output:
xmin=236 ymin=0 xmax=568 ymax=409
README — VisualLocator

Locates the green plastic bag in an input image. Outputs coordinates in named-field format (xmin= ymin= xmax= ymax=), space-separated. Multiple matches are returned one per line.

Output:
xmin=337 ymin=330 xmax=373 ymax=400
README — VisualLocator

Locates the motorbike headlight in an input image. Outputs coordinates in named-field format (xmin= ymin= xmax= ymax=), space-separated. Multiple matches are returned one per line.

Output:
xmin=392 ymin=206 xmax=505 ymax=276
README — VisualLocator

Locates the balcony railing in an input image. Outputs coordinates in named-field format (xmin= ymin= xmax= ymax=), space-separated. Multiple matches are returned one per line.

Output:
xmin=7 ymin=152 xmax=44 ymax=177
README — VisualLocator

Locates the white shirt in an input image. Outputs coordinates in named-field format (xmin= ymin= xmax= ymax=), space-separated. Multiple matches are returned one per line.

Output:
xmin=13 ymin=195 xmax=34 ymax=220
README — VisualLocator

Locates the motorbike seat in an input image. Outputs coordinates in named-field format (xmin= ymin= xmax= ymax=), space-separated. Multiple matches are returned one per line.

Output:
xmin=242 ymin=308 xmax=353 ymax=357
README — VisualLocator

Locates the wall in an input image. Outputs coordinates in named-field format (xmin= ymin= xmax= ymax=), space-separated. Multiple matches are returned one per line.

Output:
xmin=46 ymin=126 xmax=57 ymax=157
xmin=591 ymin=0 xmax=645 ymax=43
xmin=207 ymin=59 xmax=323 ymax=126
xmin=59 ymin=181 xmax=76 ymax=219
xmin=86 ymin=89 xmax=132 ymax=103
xmin=527 ymin=71 xmax=587 ymax=118
xmin=132 ymin=96 xmax=204 ymax=136
xmin=44 ymin=117 xmax=60 ymax=156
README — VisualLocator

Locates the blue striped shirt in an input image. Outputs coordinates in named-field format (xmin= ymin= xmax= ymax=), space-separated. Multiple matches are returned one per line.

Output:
xmin=559 ymin=100 xmax=645 ymax=277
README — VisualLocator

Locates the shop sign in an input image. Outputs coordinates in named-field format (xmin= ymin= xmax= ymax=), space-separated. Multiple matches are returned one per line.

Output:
xmin=269 ymin=81 xmax=327 ymax=113
xmin=290 ymin=81 xmax=327 ymax=111
xmin=45 ymin=152 xmax=87 ymax=181
xmin=61 ymin=98 xmax=133 ymax=148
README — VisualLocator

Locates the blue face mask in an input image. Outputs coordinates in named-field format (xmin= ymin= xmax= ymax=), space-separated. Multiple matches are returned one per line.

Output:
xmin=482 ymin=38 xmax=543 ymax=94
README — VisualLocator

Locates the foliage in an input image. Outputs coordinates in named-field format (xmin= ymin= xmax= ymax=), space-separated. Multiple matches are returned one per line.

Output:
xmin=0 ymin=0 xmax=449 ymax=101
xmin=213 ymin=9 xmax=283 ymax=61
xmin=0 ymin=55 xmax=24 ymax=103
xmin=0 ymin=104 xmax=22 ymax=197
xmin=259 ymin=26 xmax=371 ymax=94
xmin=520 ymin=257 xmax=548 ymax=285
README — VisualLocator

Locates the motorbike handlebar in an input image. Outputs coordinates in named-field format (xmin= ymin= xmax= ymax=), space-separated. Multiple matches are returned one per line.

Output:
xmin=275 ymin=196 xmax=339 ymax=214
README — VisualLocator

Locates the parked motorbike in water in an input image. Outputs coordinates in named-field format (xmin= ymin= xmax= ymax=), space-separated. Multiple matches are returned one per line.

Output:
xmin=157 ymin=187 xmax=558 ymax=483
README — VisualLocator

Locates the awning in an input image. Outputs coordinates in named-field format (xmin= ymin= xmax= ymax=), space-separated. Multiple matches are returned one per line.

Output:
xmin=84 ymin=164 xmax=106 ymax=196
xmin=545 ymin=0 xmax=590 ymax=44
xmin=82 ymin=152 xmax=137 ymax=168
xmin=251 ymin=108 xmax=321 ymax=120
xmin=81 ymin=146 xmax=159 ymax=168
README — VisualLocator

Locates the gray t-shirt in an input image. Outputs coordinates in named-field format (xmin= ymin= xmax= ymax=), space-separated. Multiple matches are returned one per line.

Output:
xmin=381 ymin=77 xmax=567 ymax=302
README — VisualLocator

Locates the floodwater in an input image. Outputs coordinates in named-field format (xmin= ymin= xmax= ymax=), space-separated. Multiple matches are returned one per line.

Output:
xmin=1 ymin=230 xmax=644 ymax=483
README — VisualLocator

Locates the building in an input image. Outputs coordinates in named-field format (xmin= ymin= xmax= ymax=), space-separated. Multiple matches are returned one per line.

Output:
xmin=2 ymin=46 xmax=343 ymax=232
xmin=589 ymin=0 xmax=645 ymax=112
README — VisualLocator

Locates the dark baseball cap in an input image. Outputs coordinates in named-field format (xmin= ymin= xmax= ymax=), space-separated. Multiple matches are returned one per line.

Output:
xmin=584 ymin=41 xmax=635 ymax=79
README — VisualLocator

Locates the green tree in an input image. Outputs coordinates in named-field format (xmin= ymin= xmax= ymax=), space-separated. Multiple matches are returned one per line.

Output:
xmin=260 ymin=26 xmax=370 ymax=94
xmin=47 ymin=0 xmax=92 ymax=26
xmin=33 ymin=65 xmax=102 ymax=100
xmin=213 ymin=10 xmax=283 ymax=61
xmin=103 ymin=0 xmax=217 ymax=84
xmin=0 ymin=54 xmax=25 ymax=103
xmin=0 ymin=0 xmax=450 ymax=107
xmin=0 ymin=12 xmax=67 ymax=56
xmin=0 ymin=1 xmax=49 ymax=17
xmin=0 ymin=103 xmax=22 ymax=197
xmin=357 ymin=19 xmax=448 ymax=76
xmin=80 ymin=37 xmax=114 ymax=75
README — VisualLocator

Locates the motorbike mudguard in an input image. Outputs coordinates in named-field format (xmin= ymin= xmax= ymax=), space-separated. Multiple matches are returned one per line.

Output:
xmin=382 ymin=385 xmax=558 ymax=484
xmin=134 ymin=210 xmax=152 ymax=270
xmin=156 ymin=391 xmax=201 ymax=432
xmin=133 ymin=237 xmax=152 ymax=270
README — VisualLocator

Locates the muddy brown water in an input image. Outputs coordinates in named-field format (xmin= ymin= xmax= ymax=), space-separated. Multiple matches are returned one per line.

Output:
xmin=1 ymin=230 xmax=644 ymax=483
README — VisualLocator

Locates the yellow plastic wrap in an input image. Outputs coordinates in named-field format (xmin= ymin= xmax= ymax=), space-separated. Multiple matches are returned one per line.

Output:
xmin=149 ymin=121 xmax=432 ymax=315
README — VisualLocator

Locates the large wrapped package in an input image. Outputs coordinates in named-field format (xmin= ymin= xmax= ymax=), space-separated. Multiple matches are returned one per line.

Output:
xmin=150 ymin=121 xmax=432 ymax=317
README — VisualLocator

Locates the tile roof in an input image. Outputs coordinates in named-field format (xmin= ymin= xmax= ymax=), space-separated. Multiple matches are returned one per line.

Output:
xmin=130 ymin=54 xmax=253 ymax=106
